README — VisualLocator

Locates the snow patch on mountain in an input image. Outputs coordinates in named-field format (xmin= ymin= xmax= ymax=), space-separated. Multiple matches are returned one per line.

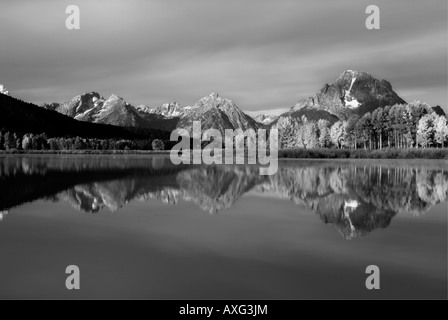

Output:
xmin=348 ymin=76 xmax=356 ymax=93
xmin=0 ymin=84 xmax=10 ymax=95
xmin=137 ymin=102 xmax=185 ymax=118
xmin=345 ymin=98 xmax=360 ymax=109
xmin=343 ymin=75 xmax=360 ymax=109
xmin=254 ymin=114 xmax=278 ymax=125
xmin=74 ymin=107 xmax=96 ymax=120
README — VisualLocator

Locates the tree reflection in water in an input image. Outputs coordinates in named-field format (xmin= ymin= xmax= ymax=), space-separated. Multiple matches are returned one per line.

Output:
xmin=0 ymin=156 xmax=446 ymax=239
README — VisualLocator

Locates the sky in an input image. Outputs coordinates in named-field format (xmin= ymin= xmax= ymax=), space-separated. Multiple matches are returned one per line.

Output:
xmin=0 ymin=0 xmax=446 ymax=115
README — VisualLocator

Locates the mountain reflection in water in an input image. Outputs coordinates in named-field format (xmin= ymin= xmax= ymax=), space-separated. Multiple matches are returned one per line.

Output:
xmin=0 ymin=156 xmax=447 ymax=239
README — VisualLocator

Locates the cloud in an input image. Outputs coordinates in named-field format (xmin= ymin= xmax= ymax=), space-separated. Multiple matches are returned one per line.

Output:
xmin=0 ymin=0 xmax=446 ymax=113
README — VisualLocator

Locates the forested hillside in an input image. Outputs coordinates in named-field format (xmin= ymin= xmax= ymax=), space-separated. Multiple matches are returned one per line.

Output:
xmin=0 ymin=93 xmax=172 ymax=150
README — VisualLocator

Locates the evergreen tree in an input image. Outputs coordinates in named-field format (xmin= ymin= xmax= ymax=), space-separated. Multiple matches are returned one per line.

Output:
xmin=152 ymin=139 xmax=165 ymax=151
xmin=74 ymin=137 xmax=86 ymax=150
xmin=3 ymin=132 xmax=15 ymax=150
xmin=0 ymin=132 xmax=4 ymax=150
xmin=48 ymin=138 xmax=60 ymax=150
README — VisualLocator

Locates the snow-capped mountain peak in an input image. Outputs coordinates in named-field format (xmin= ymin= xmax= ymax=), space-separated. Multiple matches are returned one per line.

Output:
xmin=137 ymin=102 xmax=185 ymax=118
xmin=254 ymin=114 xmax=278 ymax=125
xmin=290 ymin=70 xmax=405 ymax=121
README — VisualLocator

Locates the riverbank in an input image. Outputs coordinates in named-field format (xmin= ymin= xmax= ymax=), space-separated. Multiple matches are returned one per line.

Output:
xmin=1 ymin=148 xmax=448 ymax=159
xmin=278 ymin=148 xmax=448 ymax=159
xmin=0 ymin=150 xmax=171 ymax=155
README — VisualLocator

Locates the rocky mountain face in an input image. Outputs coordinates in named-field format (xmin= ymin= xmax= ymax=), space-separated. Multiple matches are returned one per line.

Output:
xmin=269 ymin=70 xmax=407 ymax=131
xmin=88 ymin=94 xmax=146 ymax=127
xmin=43 ymin=92 xmax=260 ymax=135
xmin=291 ymin=70 xmax=406 ymax=121
xmin=136 ymin=93 xmax=261 ymax=134
xmin=42 ymin=92 xmax=146 ymax=128
xmin=42 ymin=92 xmax=102 ymax=117
xmin=133 ymin=103 xmax=180 ymax=131
xmin=175 ymin=93 xmax=260 ymax=134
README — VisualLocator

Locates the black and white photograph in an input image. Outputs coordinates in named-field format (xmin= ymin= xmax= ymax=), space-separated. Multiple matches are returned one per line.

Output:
xmin=0 ymin=0 xmax=447 ymax=305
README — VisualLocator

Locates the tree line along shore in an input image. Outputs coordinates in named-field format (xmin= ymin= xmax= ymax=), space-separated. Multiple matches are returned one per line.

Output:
xmin=0 ymin=101 xmax=447 ymax=159
xmin=1 ymin=147 xmax=447 ymax=160
xmin=278 ymin=101 xmax=448 ymax=150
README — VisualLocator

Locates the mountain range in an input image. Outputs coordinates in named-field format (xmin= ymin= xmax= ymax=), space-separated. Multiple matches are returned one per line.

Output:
xmin=40 ymin=70 xmax=445 ymax=134
xmin=2 ymin=70 xmax=446 ymax=138
xmin=0 ymin=91 xmax=170 ymax=140
xmin=42 ymin=91 xmax=261 ymax=134
xmin=269 ymin=70 xmax=411 ymax=131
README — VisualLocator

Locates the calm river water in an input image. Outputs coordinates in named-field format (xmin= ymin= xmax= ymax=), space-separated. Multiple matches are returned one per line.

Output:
xmin=0 ymin=155 xmax=446 ymax=299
